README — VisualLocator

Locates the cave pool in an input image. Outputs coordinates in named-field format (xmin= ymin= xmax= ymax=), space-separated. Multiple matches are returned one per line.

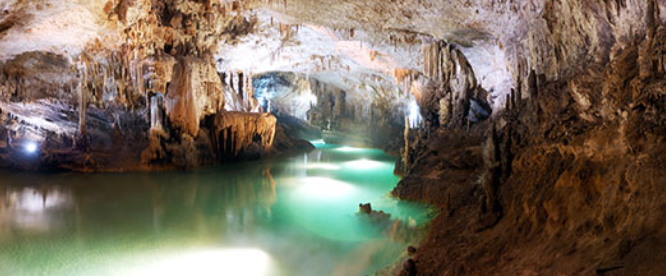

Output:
xmin=0 ymin=142 xmax=432 ymax=276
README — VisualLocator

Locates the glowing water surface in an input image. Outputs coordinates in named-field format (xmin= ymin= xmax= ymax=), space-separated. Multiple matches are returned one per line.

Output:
xmin=0 ymin=144 xmax=432 ymax=276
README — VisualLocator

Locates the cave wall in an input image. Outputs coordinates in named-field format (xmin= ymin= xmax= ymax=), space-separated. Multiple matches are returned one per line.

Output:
xmin=0 ymin=0 xmax=665 ymax=274
xmin=0 ymin=0 xmax=292 ymax=171
xmin=393 ymin=2 xmax=666 ymax=275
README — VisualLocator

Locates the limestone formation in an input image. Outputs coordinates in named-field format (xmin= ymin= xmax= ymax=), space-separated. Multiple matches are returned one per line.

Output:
xmin=420 ymin=40 xmax=492 ymax=128
xmin=392 ymin=3 xmax=666 ymax=275
xmin=1 ymin=0 xmax=666 ymax=275
xmin=0 ymin=0 xmax=290 ymax=170
xmin=212 ymin=111 xmax=276 ymax=158
xmin=164 ymin=56 xmax=224 ymax=137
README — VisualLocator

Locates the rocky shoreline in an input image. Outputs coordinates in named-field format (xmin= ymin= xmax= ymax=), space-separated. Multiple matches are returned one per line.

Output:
xmin=392 ymin=6 xmax=666 ymax=273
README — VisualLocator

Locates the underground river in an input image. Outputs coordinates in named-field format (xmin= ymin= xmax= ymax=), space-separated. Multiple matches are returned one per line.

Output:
xmin=0 ymin=142 xmax=432 ymax=276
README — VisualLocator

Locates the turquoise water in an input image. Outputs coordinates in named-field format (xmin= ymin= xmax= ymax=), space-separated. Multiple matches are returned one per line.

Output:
xmin=0 ymin=143 xmax=431 ymax=276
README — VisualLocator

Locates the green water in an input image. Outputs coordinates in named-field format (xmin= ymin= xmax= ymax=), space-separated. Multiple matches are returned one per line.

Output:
xmin=0 ymin=143 xmax=431 ymax=276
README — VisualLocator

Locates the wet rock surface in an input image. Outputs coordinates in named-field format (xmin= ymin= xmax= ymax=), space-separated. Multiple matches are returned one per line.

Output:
xmin=393 ymin=4 xmax=666 ymax=275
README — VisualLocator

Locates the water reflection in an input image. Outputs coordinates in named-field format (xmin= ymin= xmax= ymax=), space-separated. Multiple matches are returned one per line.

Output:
xmin=125 ymin=248 xmax=273 ymax=276
xmin=0 ymin=145 xmax=431 ymax=276
xmin=0 ymin=186 xmax=73 ymax=234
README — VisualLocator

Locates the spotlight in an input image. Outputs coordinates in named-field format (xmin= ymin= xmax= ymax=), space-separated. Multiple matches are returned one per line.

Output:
xmin=24 ymin=142 xmax=38 ymax=154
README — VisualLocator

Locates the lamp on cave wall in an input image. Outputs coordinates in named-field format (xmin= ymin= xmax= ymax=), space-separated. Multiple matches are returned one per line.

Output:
xmin=24 ymin=141 xmax=38 ymax=154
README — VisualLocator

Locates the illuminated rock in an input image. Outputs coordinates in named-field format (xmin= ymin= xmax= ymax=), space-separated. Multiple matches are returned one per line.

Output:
xmin=164 ymin=56 xmax=224 ymax=137
xmin=212 ymin=111 xmax=276 ymax=158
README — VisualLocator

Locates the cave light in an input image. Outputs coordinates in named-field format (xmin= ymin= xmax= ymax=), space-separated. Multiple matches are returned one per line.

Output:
xmin=128 ymin=248 xmax=271 ymax=276
xmin=344 ymin=159 xmax=384 ymax=170
xmin=24 ymin=141 xmax=38 ymax=154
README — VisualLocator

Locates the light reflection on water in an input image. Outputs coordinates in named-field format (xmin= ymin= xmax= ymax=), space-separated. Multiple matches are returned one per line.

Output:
xmin=0 ymin=145 xmax=432 ymax=276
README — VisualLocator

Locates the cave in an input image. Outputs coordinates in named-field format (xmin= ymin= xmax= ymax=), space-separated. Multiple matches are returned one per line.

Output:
xmin=1 ymin=0 xmax=666 ymax=275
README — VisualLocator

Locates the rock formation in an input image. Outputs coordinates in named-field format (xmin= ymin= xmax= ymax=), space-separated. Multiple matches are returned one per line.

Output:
xmin=420 ymin=40 xmax=492 ymax=129
xmin=212 ymin=111 xmax=276 ymax=158
xmin=390 ymin=2 xmax=666 ymax=275
xmin=1 ymin=0 xmax=666 ymax=274
xmin=0 ymin=0 xmax=307 ymax=171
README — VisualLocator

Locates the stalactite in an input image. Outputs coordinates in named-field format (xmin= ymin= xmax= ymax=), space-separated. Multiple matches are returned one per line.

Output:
xmin=164 ymin=57 xmax=224 ymax=137
xmin=213 ymin=112 xmax=276 ymax=157
xmin=421 ymin=40 xmax=490 ymax=128
xmin=238 ymin=71 xmax=245 ymax=101
xmin=77 ymin=77 xmax=88 ymax=138
xmin=229 ymin=71 xmax=235 ymax=91
xmin=403 ymin=116 xmax=410 ymax=172
xmin=248 ymin=72 xmax=254 ymax=99
xmin=0 ymin=0 xmax=301 ymax=170
xmin=219 ymin=72 xmax=227 ymax=86
xmin=150 ymin=94 xmax=164 ymax=130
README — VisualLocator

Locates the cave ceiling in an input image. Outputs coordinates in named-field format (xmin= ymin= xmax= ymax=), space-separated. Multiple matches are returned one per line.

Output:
xmin=0 ymin=0 xmax=528 ymax=112
xmin=1 ymin=0 xmax=665 ymax=113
